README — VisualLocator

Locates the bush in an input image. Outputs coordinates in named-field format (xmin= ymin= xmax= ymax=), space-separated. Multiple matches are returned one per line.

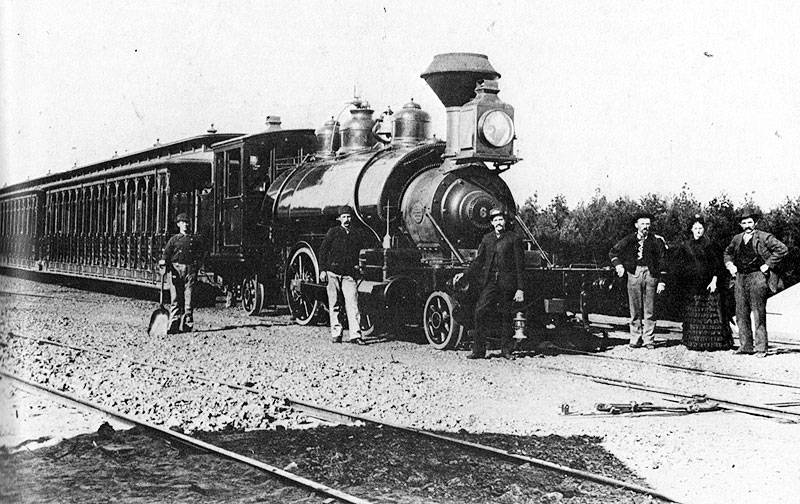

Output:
xmin=519 ymin=189 xmax=799 ymax=289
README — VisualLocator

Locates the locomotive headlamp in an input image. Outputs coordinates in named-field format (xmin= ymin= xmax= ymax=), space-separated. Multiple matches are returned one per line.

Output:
xmin=479 ymin=110 xmax=514 ymax=147
xmin=512 ymin=311 xmax=527 ymax=340
xmin=455 ymin=79 xmax=519 ymax=166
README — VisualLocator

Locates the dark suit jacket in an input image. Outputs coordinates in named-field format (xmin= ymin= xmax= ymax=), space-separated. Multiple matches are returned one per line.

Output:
xmin=724 ymin=229 xmax=788 ymax=293
xmin=319 ymin=225 xmax=374 ymax=276
xmin=609 ymin=232 xmax=668 ymax=282
xmin=465 ymin=230 xmax=525 ymax=291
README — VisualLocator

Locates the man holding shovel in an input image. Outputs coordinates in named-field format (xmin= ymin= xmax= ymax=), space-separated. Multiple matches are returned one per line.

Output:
xmin=159 ymin=213 xmax=205 ymax=334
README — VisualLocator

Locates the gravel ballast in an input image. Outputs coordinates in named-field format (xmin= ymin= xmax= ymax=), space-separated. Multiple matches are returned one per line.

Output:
xmin=1 ymin=273 xmax=799 ymax=503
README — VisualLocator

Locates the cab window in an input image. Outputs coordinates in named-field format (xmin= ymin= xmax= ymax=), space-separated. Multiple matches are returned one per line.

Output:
xmin=248 ymin=152 xmax=268 ymax=193
xmin=225 ymin=149 xmax=241 ymax=197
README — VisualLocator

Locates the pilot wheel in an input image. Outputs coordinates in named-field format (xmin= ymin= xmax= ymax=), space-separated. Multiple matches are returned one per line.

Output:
xmin=423 ymin=291 xmax=463 ymax=350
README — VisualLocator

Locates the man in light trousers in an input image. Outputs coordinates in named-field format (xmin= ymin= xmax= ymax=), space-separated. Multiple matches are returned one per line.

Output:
xmin=318 ymin=205 xmax=374 ymax=344
xmin=609 ymin=212 xmax=668 ymax=348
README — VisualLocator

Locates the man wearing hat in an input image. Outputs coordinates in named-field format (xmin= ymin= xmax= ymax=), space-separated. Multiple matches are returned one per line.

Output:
xmin=319 ymin=205 xmax=375 ymax=344
xmin=453 ymin=206 xmax=525 ymax=359
xmin=159 ymin=212 xmax=205 ymax=334
xmin=608 ymin=211 xmax=668 ymax=349
xmin=723 ymin=207 xmax=787 ymax=357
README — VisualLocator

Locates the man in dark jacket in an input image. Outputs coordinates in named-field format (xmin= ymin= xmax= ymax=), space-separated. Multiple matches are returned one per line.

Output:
xmin=159 ymin=213 xmax=205 ymax=334
xmin=319 ymin=205 xmax=374 ymax=344
xmin=454 ymin=207 xmax=525 ymax=359
xmin=724 ymin=207 xmax=788 ymax=357
xmin=609 ymin=212 xmax=667 ymax=349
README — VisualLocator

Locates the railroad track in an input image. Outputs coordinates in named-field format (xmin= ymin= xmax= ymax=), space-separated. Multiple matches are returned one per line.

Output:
xmin=2 ymin=332 xmax=681 ymax=503
xmin=532 ymin=364 xmax=800 ymax=423
xmin=0 ymin=289 xmax=93 ymax=301
xmin=548 ymin=344 xmax=800 ymax=391
xmin=1 ymin=370 xmax=374 ymax=504
xmin=9 ymin=330 xmax=799 ymax=421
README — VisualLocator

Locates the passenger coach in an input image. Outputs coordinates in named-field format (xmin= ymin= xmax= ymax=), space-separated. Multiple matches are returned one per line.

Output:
xmin=0 ymin=132 xmax=239 ymax=286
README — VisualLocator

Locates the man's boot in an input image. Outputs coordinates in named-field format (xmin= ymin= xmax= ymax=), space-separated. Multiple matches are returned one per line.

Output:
xmin=167 ymin=318 xmax=181 ymax=335
xmin=466 ymin=329 xmax=486 ymax=359
xmin=500 ymin=336 xmax=515 ymax=360
xmin=181 ymin=314 xmax=193 ymax=333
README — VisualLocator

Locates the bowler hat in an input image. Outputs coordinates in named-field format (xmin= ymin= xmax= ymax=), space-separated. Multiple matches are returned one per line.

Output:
xmin=338 ymin=205 xmax=355 ymax=216
xmin=176 ymin=213 xmax=190 ymax=223
xmin=633 ymin=211 xmax=654 ymax=221
xmin=737 ymin=206 xmax=761 ymax=221
xmin=488 ymin=206 xmax=507 ymax=219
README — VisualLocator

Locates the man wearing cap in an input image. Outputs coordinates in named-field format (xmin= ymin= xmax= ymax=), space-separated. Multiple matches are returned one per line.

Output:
xmin=159 ymin=213 xmax=205 ymax=334
xmin=609 ymin=212 xmax=668 ymax=349
xmin=453 ymin=206 xmax=525 ymax=359
xmin=724 ymin=207 xmax=788 ymax=357
xmin=319 ymin=205 xmax=375 ymax=344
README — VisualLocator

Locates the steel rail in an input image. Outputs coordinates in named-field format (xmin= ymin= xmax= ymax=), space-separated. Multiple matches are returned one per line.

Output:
xmin=0 ymin=370 xmax=375 ymax=504
xmin=4 ymin=333 xmax=681 ymax=502
xmin=549 ymin=344 xmax=800 ymax=390
xmin=0 ymin=290 xmax=90 ymax=301
xmin=285 ymin=398 xmax=683 ymax=503
xmin=532 ymin=364 xmax=800 ymax=423
xmin=9 ymin=331 xmax=799 ymax=420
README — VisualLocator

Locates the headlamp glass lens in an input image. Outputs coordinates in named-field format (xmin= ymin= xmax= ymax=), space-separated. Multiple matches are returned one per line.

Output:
xmin=480 ymin=110 xmax=514 ymax=147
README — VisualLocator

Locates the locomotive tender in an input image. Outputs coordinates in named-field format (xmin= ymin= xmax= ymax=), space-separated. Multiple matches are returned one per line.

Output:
xmin=0 ymin=53 xmax=611 ymax=349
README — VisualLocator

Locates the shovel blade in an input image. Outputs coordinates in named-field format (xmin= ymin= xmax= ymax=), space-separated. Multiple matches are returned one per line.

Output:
xmin=148 ymin=309 xmax=170 ymax=337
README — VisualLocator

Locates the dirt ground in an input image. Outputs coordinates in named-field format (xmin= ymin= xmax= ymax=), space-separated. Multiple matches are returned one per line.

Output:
xmin=1 ymin=400 xmax=656 ymax=504
xmin=1 ymin=272 xmax=799 ymax=503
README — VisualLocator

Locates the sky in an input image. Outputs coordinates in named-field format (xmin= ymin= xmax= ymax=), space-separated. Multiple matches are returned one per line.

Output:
xmin=2 ymin=0 xmax=799 ymax=210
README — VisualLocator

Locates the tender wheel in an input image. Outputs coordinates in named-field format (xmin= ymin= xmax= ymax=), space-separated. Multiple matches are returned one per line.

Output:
xmin=241 ymin=273 xmax=265 ymax=316
xmin=423 ymin=291 xmax=463 ymax=350
xmin=285 ymin=245 xmax=321 ymax=325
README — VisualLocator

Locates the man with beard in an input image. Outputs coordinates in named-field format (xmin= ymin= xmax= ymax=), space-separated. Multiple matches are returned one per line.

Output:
xmin=609 ymin=212 xmax=668 ymax=349
xmin=319 ymin=205 xmax=374 ymax=345
xmin=724 ymin=207 xmax=788 ymax=357
xmin=453 ymin=206 xmax=525 ymax=360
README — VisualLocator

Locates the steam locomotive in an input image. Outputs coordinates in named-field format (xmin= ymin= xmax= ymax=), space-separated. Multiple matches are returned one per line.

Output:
xmin=0 ymin=53 xmax=612 ymax=348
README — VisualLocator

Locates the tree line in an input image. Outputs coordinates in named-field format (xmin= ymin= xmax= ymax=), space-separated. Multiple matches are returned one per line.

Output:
xmin=518 ymin=185 xmax=800 ymax=288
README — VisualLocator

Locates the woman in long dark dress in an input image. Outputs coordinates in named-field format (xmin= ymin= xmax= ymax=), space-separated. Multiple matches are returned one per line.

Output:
xmin=674 ymin=215 xmax=733 ymax=350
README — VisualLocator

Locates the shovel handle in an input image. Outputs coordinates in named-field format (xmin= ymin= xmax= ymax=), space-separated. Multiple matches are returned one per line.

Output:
xmin=159 ymin=269 xmax=166 ymax=307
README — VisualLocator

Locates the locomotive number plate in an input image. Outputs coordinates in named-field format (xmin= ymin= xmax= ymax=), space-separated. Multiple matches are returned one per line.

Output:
xmin=410 ymin=202 xmax=426 ymax=224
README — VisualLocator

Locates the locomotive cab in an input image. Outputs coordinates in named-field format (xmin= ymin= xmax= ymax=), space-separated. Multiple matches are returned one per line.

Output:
xmin=207 ymin=126 xmax=316 ymax=314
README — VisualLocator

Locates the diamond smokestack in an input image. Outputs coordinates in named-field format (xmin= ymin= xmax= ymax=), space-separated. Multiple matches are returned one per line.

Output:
xmin=421 ymin=53 xmax=501 ymax=157
xmin=421 ymin=53 xmax=500 ymax=107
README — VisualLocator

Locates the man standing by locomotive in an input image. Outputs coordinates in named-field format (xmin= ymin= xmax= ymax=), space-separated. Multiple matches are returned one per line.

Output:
xmin=159 ymin=213 xmax=205 ymax=334
xmin=319 ymin=205 xmax=374 ymax=344
xmin=609 ymin=212 xmax=667 ymax=349
xmin=453 ymin=207 xmax=525 ymax=360
xmin=724 ymin=207 xmax=788 ymax=357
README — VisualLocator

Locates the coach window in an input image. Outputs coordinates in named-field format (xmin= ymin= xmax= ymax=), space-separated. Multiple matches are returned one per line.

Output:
xmin=226 ymin=149 xmax=242 ymax=198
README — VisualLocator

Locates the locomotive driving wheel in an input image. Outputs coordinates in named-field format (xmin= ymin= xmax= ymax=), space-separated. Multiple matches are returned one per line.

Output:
xmin=285 ymin=245 xmax=321 ymax=325
xmin=241 ymin=273 xmax=265 ymax=316
xmin=423 ymin=291 xmax=463 ymax=350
